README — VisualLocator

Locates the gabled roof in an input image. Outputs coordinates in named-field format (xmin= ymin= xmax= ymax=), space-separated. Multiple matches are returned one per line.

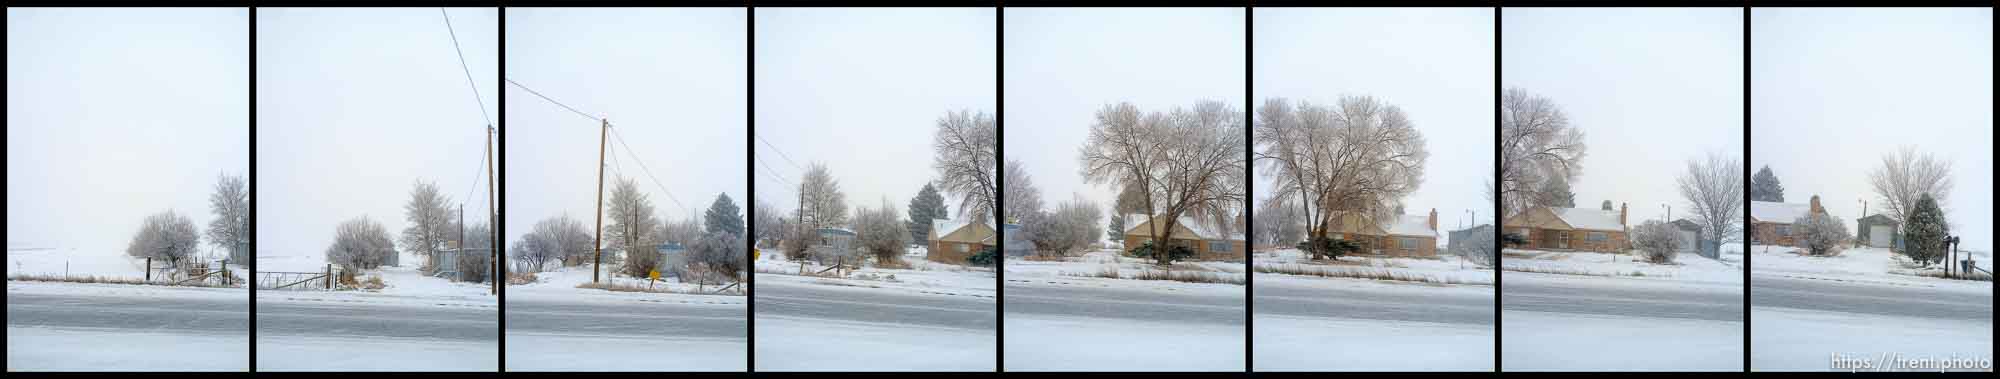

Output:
xmin=1383 ymin=214 xmax=1436 ymax=237
xmin=1123 ymin=214 xmax=1245 ymax=241
xmin=1551 ymin=207 xmax=1624 ymax=231
xmin=1857 ymin=213 xmax=1900 ymax=225
xmin=931 ymin=218 xmax=991 ymax=242
xmin=1750 ymin=201 xmax=1812 ymax=224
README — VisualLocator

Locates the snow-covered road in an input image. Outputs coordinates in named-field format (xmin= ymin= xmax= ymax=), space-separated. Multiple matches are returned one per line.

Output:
xmin=1003 ymin=279 xmax=1245 ymax=371
xmin=1751 ymin=274 xmax=1992 ymax=371
xmin=254 ymin=294 xmax=497 ymax=371
xmin=1751 ymin=274 xmax=1989 ymax=321
xmin=1251 ymin=275 xmax=1493 ymax=371
xmin=1503 ymin=273 xmax=1743 ymax=321
xmin=1501 ymin=272 xmax=1744 ymax=371
xmin=6 ymin=282 xmax=248 ymax=371
xmin=753 ymin=279 xmax=995 ymax=371
xmin=1255 ymin=277 xmax=1492 ymax=325
xmin=504 ymin=296 xmax=745 ymax=371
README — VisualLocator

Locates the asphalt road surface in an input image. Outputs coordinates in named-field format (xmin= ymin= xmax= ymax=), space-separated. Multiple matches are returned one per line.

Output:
xmin=255 ymin=297 xmax=497 ymax=342
xmin=505 ymin=296 xmax=745 ymax=339
xmin=1004 ymin=280 xmax=1244 ymax=325
xmin=8 ymin=291 xmax=247 ymax=333
xmin=755 ymin=280 xmax=994 ymax=329
xmin=1502 ymin=274 xmax=1743 ymax=321
xmin=1254 ymin=281 xmax=1491 ymax=325
xmin=1751 ymin=274 xmax=1991 ymax=321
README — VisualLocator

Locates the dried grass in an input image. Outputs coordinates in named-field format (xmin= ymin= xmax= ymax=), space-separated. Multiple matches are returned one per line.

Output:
xmin=1255 ymin=263 xmax=1485 ymax=285
xmin=7 ymin=274 xmax=237 ymax=288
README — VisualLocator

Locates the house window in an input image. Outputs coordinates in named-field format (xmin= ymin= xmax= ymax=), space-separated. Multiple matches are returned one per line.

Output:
xmin=1774 ymin=225 xmax=1791 ymax=236
xmin=1209 ymin=241 xmax=1230 ymax=252
xmin=1399 ymin=238 xmax=1418 ymax=250
xmin=1588 ymin=232 xmax=1607 ymax=242
xmin=957 ymin=244 xmax=970 ymax=253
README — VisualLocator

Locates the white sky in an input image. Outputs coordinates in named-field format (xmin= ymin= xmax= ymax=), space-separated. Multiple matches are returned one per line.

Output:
xmin=1254 ymin=8 xmax=1495 ymax=234
xmin=505 ymin=8 xmax=747 ymax=246
xmin=256 ymin=8 xmax=497 ymax=262
xmin=8 ymin=9 xmax=249 ymax=255
xmin=1752 ymin=8 xmax=1993 ymax=250
xmin=1504 ymin=8 xmax=1744 ymax=230
xmin=1004 ymin=8 xmax=1245 ymax=221
xmin=755 ymin=8 xmax=996 ymax=217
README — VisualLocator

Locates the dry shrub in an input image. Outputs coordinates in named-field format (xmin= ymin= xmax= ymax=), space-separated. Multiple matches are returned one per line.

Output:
xmin=507 ymin=271 xmax=539 ymax=285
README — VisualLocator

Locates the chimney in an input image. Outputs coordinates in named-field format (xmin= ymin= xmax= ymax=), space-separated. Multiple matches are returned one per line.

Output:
xmin=1619 ymin=202 xmax=1628 ymax=226
xmin=1427 ymin=208 xmax=1437 ymax=232
xmin=1809 ymin=195 xmax=1823 ymax=215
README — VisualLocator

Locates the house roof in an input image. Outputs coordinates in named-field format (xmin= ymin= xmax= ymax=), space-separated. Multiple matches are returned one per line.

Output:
xmin=1383 ymin=214 xmax=1436 ymax=237
xmin=1551 ymin=207 xmax=1624 ymax=231
xmin=931 ymin=218 xmax=992 ymax=242
xmin=1123 ymin=214 xmax=1245 ymax=241
xmin=1857 ymin=213 xmax=1899 ymax=225
xmin=1750 ymin=201 xmax=1812 ymax=224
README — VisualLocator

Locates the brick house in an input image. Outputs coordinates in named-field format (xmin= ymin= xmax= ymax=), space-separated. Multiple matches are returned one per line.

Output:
xmin=927 ymin=218 xmax=993 ymax=264
xmin=1121 ymin=214 xmax=1246 ymax=262
xmin=1750 ymin=195 xmax=1827 ymax=247
xmin=1502 ymin=203 xmax=1629 ymax=253
xmin=1324 ymin=209 xmax=1440 ymax=257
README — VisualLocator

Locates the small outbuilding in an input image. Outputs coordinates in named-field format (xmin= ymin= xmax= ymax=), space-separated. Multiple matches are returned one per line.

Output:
xmin=1855 ymin=213 xmax=1900 ymax=249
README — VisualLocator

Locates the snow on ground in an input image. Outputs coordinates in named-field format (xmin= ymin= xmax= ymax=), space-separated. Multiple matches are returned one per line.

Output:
xmin=1003 ymin=314 xmax=1242 ymax=372
xmin=1502 ymin=310 xmax=1743 ymax=371
xmin=1005 ymin=249 xmax=1245 ymax=288
xmin=255 ymin=335 xmax=496 ymax=372
xmin=257 ymin=251 xmax=494 ymax=306
xmin=1503 ymin=248 xmax=1743 ymax=284
xmin=1752 ymin=245 xmax=1992 ymax=289
xmin=8 ymin=279 xmax=247 ymax=299
xmin=509 ymin=264 xmax=746 ymax=302
xmin=507 ymin=333 xmax=743 ymax=372
xmin=1752 ymin=307 xmax=1992 ymax=372
xmin=754 ymin=250 xmax=995 ymax=297
xmin=9 ymin=245 xmax=247 ymax=282
xmin=1254 ymin=314 xmax=1492 ymax=372
xmin=755 ymin=316 xmax=994 ymax=372
xmin=8 ymin=326 xmax=248 ymax=371
xmin=1253 ymin=248 xmax=1493 ymax=285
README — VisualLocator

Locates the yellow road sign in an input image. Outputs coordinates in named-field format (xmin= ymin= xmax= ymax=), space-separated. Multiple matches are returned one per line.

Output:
xmin=648 ymin=269 xmax=659 ymax=280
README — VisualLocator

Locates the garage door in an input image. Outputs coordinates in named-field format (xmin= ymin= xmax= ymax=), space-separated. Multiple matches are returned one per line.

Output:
xmin=1869 ymin=225 xmax=1893 ymax=248
xmin=1677 ymin=230 xmax=1697 ymax=253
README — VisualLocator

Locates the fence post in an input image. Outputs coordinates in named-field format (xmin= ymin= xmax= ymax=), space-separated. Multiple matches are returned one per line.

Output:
xmin=146 ymin=257 xmax=152 ymax=282
xmin=325 ymin=264 xmax=332 ymax=290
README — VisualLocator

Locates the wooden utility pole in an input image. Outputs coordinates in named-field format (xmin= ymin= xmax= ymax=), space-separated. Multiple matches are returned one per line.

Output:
xmin=487 ymin=125 xmax=497 ymax=295
xmin=593 ymin=119 xmax=608 ymax=283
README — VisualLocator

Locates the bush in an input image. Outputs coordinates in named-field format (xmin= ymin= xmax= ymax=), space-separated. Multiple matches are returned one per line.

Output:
xmin=127 ymin=210 xmax=201 ymax=267
xmin=1502 ymin=232 xmax=1529 ymax=248
xmin=1901 ymin=194 xmax=1950 ymax=266
xmin=966 ymin=246 xmax=998 ymax=267
xmin=1130 ymin=241 xmax=1196 ymax=263
xmin=852 ymin=200 xmax=908 ymax=264
xmin=1792 ymin=213 xmax=1850 ymax=256
xmin=1451 ymin=228 xmax=1498 ymax=267
xmin=457 ymin=248 xmax=493 ymax=284
xmin=325 ymin=216 xmax=396 ymax=271
xmin=620 ymin=248 xmax=660 ymax=279
xmin=1630 ymin=220 xmax=1681 ymax=264
xmin=689 ymin=231 xmax=747 ymax=283
xmin=1296 ymin=236 xmax=1364 ymax=260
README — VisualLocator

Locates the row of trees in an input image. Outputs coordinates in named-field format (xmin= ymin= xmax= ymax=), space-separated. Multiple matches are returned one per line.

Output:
xmin=125 ymin=174 xmax=250 ymax=270
xmin=1752 ymin=146 xmax=1957 ymax=265
xmin=507 ymin=177 xmax=748 ymax=283
xmin=324 ymin=180 xmax=492 ymax=281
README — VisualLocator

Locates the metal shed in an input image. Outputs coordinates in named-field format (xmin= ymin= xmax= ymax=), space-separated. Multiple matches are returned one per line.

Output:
xmin=1856 ymin=214 xmax=1900 ymax=249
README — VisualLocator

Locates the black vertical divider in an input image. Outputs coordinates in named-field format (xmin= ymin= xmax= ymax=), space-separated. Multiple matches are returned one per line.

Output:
xmin=247 ymin=6 xmax=259 ymax=373
xmin=1741 ymin=5 xmax=1753 ymax=373
xmin=495 ymin=6 xmax=508 ymax=373
xmin=745 ymin=5 xmax=758 ymax=373
xmin=993 ymin=4 xmax=1007 ymax=374
xmin=1242 ymin=4 xmax=1255 ymax=374
xmin=1492 ymin=5 xmax=1505 ymax=373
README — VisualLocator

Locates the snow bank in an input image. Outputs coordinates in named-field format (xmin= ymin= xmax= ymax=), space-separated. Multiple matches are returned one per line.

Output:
xmin=8 ymin=326 xmax=248 ymax=371
xmin=1005 ymin=249 xmax=1245 ymax=288
xmin=1253 ymin=248 xmax=1493 ymax=285
xmin=756 ymin=252 xmax=995 ymax=297
xmin=1502 ymin=310 xmax=1742 ymax=371
xmin=8 ymin=247 xmax=149 ymax=278
xmin=508 ymin=265 xmax=747 ymax=304
xmin=1752 ymin=245 xmax=1992 ymax=290
xmin=754 ymin=316 xmax=994 ymax=371
xmin=1752 ymin=307 xmax=1992 ymax=372
xmin=506 ymin=333 xmax=744 ymax=372
xmin=1253 ymin=314 xmax=1492 ymax=371
xmin=256 ymin=335 xmax=496 ymax=371
xmin=1003 ymin=314 xmax=1243 ymax=371
xmin=1503 ymin=248 xmax=1743 ymax=284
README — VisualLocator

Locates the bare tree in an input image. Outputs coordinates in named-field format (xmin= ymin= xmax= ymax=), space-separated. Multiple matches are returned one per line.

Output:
xmin=1003 ymin=160 xmax=1044 ymax=223
xmin=1677 ymin=151 xmax=1744 ymax=245
xmin=400 ymin=180 xmax=454 ymax=260
xmin=1499 ymin=88 xmax=1587 ymax=217
xmin=1866 ymin=146 xmax=1954 ymax=223
xmin=206 ymin=174 xmax=249 ymax=263
xmin=753 ymin=199 xmax=787 ymax=246
xmin=932 ymin=110 xmax=999 ymax=223
xmin=655 ymin=218 xmax=704 ymax=246
xmin=1021 ymin=194 xmax=1104 ymax=258
xmin=1793 ymin=213 xmax=1850 ymax=257
xmin=512 ymin=214 xmax=592 ymax=271
xmin=1080 ymin=101 xmax=1245 ymax=265
xmin=1254 ymin=97 xmax=1427 ymax=259
xmin=605 ymin=177 xmax=661 ymax=252
xmin=127 ymin=210 xmax=201 ymax=267
xmin=852 ymin=197 xmax=909 ymax=265
xmin=326 ymin=216 xmax=395 ymax=271
xmin=1630 ymin=220 xmax=1681 ymax=264
xmin=797 ymin=162 xmax=849 ymax=229
xmin=1253 ymin=196 xmax=1304 ymax=247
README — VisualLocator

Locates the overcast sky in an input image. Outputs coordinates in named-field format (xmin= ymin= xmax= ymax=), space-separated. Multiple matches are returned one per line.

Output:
xmin=1504 ymin=8 xmax=1744 ymax=230
xmin=506 ymin=8 xmax=746 ymax=246
xmin=755 ymin=8 xmax=995 ymax=219
xmin=8 ymin=9 xmax=248 ymax=255
xmin=256 ymin=8 xmax=496 ymax=268
xmin=1005 ymin=8 xmax=1244 ymax=227
xmin=1752 ymin=8 xmax=1992 ymax=250
xmin=1255 ymin=8 xmax=1495 ymax=236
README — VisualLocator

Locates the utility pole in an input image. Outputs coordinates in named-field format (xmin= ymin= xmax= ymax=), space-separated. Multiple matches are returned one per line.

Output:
xmin=487 ymin=125 xmax=497 ymax=295
xmin=593 ymin=119 xmax=608 ymax=283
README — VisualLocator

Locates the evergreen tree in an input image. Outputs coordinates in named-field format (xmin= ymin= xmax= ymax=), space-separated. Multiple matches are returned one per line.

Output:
xmin=1901 ymin=193 xmax=1949 ymax=266
xmin=1106 ymin=205 xmax=1126 ymax=244
xmin=1751 ymin=165 xmax=1785 ymax=202
xmin=704 ymin=193 xmax=745 ymax=239
xmin=906 ymin=183 xmax=948 ymax=244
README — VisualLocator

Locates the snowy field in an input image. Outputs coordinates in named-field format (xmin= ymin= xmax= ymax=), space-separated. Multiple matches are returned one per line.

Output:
xmin=1253 ymin=248 xmax=1493 ymax=285
xmin=9 ymin=245 xmax=247 ymax=282
xmin=1503 ymin=248 xmax=1743 ymax=284
xmin=505 ymin=265 xmax=747 ymax=372
xmin=1752 ymin=307 xmax=1991 ymax=372
xmin=1752 ymin=245 xmax=1992 ymax=287
xmin=7 ymin=280 xmax=248 ymax=371
xmin=1003 ymin=314 xmax=1242 ymax=371
xmin=1502 ymin=310 xmax=1743 ymax=371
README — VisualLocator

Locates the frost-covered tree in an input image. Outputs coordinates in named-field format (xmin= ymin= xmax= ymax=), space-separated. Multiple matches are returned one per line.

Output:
xmin=1003 ymin=160 xmax=1043 ymax=224
xmin=656 ymin=218 xmax=704 ymax=246
xmin=852 ymin=198 xmax=909 ymax=265
xmin=1022 ymin=194 xmax=1104 ymax=258
xmin=1792 ymin=213 xmax=1850 ymax=257
xmin=1629 ymin=220 xmax=1681 ymax=264
xmin=704 ymin=193 xmax=745 ymax=238
xmin=753 ymin=199 xmax=786 ymax=246
xmin=1253 ymin=197 xmax=1305 ymax=247
xmin=906 ymin=183 xmax=948 ymax=244
xmin=1534 ymin=177 xmax=1576 ymax=208
xmin=127 ymin=210 xmax=201 ymax=267
xmin=797 ymin=162 xmax=849 ymax=229
xmin=1867 ymin=146 xmax=1953 ymax=224
xmin=206 ymin=174 xmax=249 ymax=263
xmin=1677 ymin=151 xmax=1744 ymax=244
xmin=326 ymin=216 xmax=395 ymax=271
xmin=1450 ymin=225 xmax=1497 ymax=268
xmin=1750 ymin=165 xmax=1785 ymax=202
xmin=1083 ymin=101 xmax=1245 ymax=265
xmin=1254 ymin=97 xmax=1425 ymax=259
xmin=515 ymin=214 xmax=593 ymax=269
xmin=1901 ymin=194 xmax=1949 ymax=266
xmin=688 ymin=231 xmax=747 ymax=284
xmin=1601 ymin=200 xmax=1613 ymax=211
xmin=932 ymin=110 xmax=999 ymax=223
xmin=605 ymin=177 xmax=660 ymax=252
xmin=1499 ymin=88 xmax=1587 ymax=217
xmin=400 ymin=180 xmax=455 ymax=259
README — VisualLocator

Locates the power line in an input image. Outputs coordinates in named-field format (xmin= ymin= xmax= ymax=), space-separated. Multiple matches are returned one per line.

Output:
xmin=755 ymin=135 xmax=805 ymax=172
xmin=609 ymin=126 xmax=694 ymax=219
xmin=439 ymin=8 xmax=491 ymax=127
xmin=505 ymin=78 xmax=600 ymax=122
